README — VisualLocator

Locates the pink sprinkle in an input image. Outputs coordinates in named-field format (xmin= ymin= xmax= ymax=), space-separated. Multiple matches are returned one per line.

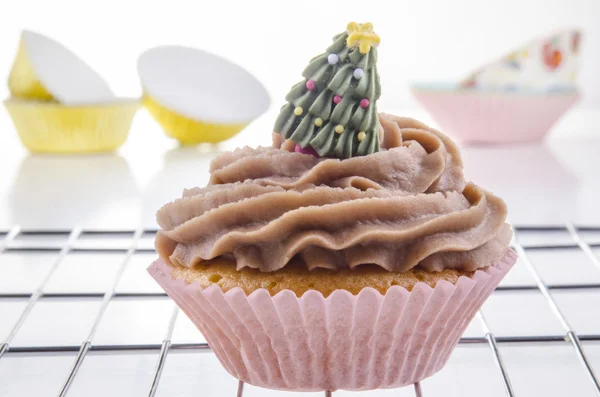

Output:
xmin=360 ymin=98 xmax=370 ymax=108
xmin=294 ymin=144 xmax=319 ymax=157
xmin=333 ymin=95 xmax=342 ymax=104
xmin=305 ymin=80 xmax=316 ymax=90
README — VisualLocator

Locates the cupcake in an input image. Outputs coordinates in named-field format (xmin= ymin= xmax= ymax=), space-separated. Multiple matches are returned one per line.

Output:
xmin=149 ymin=22 xmax=516 ymax=391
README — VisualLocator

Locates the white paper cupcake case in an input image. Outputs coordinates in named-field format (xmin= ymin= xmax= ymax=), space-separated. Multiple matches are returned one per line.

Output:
xmin=148 ymin=249 xmax=517 ymax=391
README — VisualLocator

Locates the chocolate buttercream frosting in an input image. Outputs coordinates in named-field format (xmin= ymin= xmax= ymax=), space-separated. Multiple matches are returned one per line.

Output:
xmin=156 ymin=113 xmax=511 ymax=273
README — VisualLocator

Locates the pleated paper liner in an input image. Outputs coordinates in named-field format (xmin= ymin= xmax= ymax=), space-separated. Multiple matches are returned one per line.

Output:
xmin=143 ymin=95 xmax=247 ymax=144
xmin=411 ymin=86 xmax=579 ymax=144
xmin=4 ymin=99 xmax=139 ymax=153
xmin=137 ymin=45 xmax=270 ymax=145
xmin=8 ymin=30 xmax=115 ymax=105
xmin=8 ymin=40 xmax=53 ymax=101
xmin=148 ymin=249 xmax=517 ymax=392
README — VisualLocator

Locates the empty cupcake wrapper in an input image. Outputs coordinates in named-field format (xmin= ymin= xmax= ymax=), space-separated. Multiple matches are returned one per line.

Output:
xmin=3 ymin=100 xmax=139 ymax=153
xmin=7 ymin=41 xmax=53 ymax=101
xmin=412 ymin=89 xmax=579 ymax=144
xmin=148 ymin=249 xmax=517 ymax=391
xmin=143 ymin=95 xmax=247 ymax=145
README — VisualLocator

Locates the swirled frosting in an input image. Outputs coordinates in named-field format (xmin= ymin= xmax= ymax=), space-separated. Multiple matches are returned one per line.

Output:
xmin=156 ymin=114 xmax=511 ymax=273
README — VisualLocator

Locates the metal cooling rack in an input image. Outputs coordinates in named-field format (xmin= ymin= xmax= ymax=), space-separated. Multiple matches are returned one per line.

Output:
xmin=1 ymin=224 xmax=600 ymax=397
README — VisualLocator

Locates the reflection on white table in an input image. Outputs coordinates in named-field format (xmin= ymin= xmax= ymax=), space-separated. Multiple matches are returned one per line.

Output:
xmin=0 ymin=109 xmax=599 ymax=230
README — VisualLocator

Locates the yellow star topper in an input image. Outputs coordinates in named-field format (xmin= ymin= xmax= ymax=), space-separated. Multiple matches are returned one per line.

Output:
xmin=346 ymin=22 xmax=380 ymax=54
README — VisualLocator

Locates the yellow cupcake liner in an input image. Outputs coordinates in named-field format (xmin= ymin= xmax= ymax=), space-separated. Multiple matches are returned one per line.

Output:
xmin=143 ymin=95 xmax=247 ymax=145
xmin=8 ymin=42 xmax=54 ymax=101
xmin=4 ymin=99 xmax=139 ymax=153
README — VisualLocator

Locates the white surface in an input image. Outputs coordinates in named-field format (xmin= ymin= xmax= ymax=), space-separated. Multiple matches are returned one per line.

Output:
xmin=517 ymin=229 xmax=575 ymax=246
xmin=243 ymin=384 xmax=322 ymax=397
xmin=582 ymin=231 xmax=600 ymax=245
xmin=336 ymin=389 xmax=415 ymax=397
xmin=138 ymin=46 xmax=270 ymax=123
xmin=66 ymin=351 xmax=159 ymax=397
xmin=527 ymin=248 xmax=600 ymax=285
xmin=155 ymin=351 xmax=238 ymax=397
xmin=115 ymin=252 xmax=165 ymax=293
xmin=421 ymin=345 xmax=508 ymax=397
xmin=584 ymin=343 xmax=600 ymax=376
xmin=462 ymin=318 xmax=485 ymax=338
xmin=498 ymin=256 xmax=537 ymax=287
xmin=8 ymin=232 xmax=68 ymax=249
xmin=0 ymin=299 xmax=28 ymax=341
xmin=552 ymin=290 xmax=600 ymax=335
xmin=73 ymin=233 xmax=134 ymax=250
xmin=20 ymin=30 xmax=115 ymax=104
xmin=137 ymin=232 xmax=158 ymax=250
xmin=90 ymin=297 xmax=174 ymax=345
xmin=481 ymin=291 xmax=565 ymax=336
xmin=500 ymin=343 xmax=599 ymax=396
xmin=10 ymin=298 xmax=101 ymax=347
xmin=42 ymin=252 xmax=124 ymax=293
xmin=0 ymin=353 xmax=77 ymax=397
xmin=0 ymin=251 xmax=56 ymax=293
xmin=171 ymin=311 xmax=208 ymax=345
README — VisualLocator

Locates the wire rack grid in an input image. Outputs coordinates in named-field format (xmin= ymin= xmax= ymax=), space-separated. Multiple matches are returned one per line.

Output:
xmin=1 ymin=224 xmax=600 ymax=397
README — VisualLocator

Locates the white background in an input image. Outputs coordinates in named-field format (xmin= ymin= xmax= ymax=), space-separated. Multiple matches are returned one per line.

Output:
xmin=0 ymin=0 xmax=599 ymax=110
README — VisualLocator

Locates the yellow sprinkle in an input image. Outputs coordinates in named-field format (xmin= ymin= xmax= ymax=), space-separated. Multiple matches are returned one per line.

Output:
xmin=314 ymin=118 xmax=323 ymax=127
xmin=294 ymin=106 xmax=303 ymax=116
xmin=335 ymin=124 xmax=344 ymax=134
xmin=357 ymin=131 xmax=366 ymax=141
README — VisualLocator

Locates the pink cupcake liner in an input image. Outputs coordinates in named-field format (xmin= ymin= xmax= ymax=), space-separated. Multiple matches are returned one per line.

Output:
xmin=148 ymin=249 xmax=517 ymax=391
xmin=411 ymin=88 xmax=579 ymax=144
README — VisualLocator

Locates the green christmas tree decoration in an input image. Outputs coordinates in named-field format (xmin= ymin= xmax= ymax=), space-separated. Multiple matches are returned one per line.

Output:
xmin=274 ymin=22 xmax=382 ymax=159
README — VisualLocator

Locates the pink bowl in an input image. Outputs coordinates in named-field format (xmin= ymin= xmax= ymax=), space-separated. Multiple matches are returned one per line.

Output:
xmin=411 ymin=86 xmax=579 ymax=144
